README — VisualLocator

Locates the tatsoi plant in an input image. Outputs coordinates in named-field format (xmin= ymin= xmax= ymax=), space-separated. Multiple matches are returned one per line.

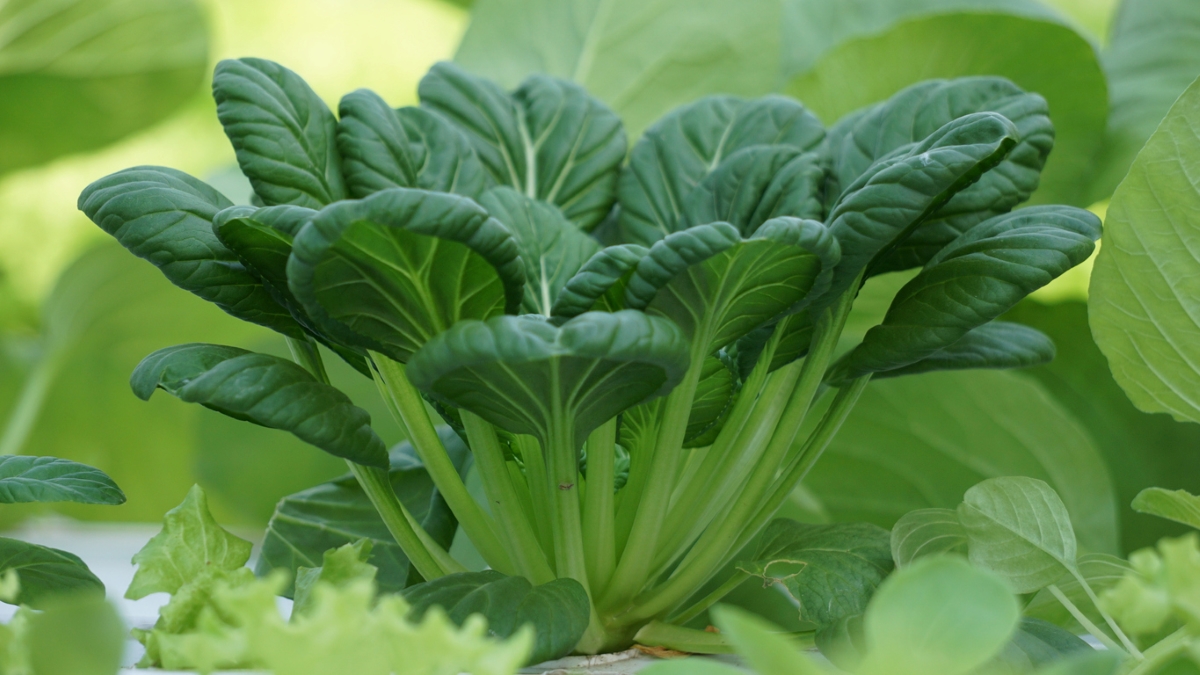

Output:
xmin=79 ymin=57 xmax=1100 ymax=654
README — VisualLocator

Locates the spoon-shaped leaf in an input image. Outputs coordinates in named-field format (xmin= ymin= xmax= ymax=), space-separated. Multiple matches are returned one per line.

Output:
xmin=78 ymin=166 xmax=304 ymax=337
xmin=618 ymin=95 xmax=826 ymax=246
xmin=336 ymin=89 xmax=487 ymax=199
xmin=737 ymin=519 xmax=894 ymax=628
xmin=625 ymin=218 xmax=840 ymax=357
xmin=407 ymin=311 xmax=690 ymax=450
xmin=551 ymin=244 xmax=649 ymax=319
xmin=212 ymin=58 xmax=347 ymax=208
xmin=288 ymin=188 xmax=526 ymax=364
xmin=867 ymin=321 xmax=1056 ymax=381
xmin=890 ymin=508 xmax=967 ymax=567
xmin=959 ymin=476 xmax=1078 ymax=593
xmin=836 ymin=206 xmax=1099 ymax=379
xmin=403 ymin=571 xmax=590 ymax=665
xmin=0 ymin=539 xmax=104 ymax=608
xmin=679 ymin=146 xmax=825 ymax=235
xmin=419 ymin=62 xmax=625 ymax=231
xmin=0 ymin=456 xmax=124 ymax=505
xmin=827 ymin=77 xmax=1054 ymax=271
xmin=826 ymin=111 xmax=1019 ymax=298
xmin=131 ymin=344 xmax=388 ymax=468
xmin=480 ymin=188 xmax=601 ymax=315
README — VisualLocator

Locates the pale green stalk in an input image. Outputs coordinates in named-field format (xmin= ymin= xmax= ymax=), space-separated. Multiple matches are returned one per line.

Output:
xmin=1047 ymin=585 xmax=1128 ymax=656
xmin=602 ymin=358 xmax=705 ymax=609
xmin=668 ymin=571 xmax=750 ymax=626
xmin=284 ymin=338 xmax=460 ymax=580
xmin=369 ymin=351 xmax=516 ymax=575
xmin=0 ymin=352 xmax=59 ymax=457
xmin=582 ymin=418 xmax=618 ymax=595
xmin=617 ymin=289 xmax=857 ymax=624
xmin=515 ymin=433 xmax=556 ymax=565
xmin=1125 ymin=628 xmax=1190 ymax=675
xmin=462 ymin=410 xmax=555 ymax=584
xmin=613 ymin=408 xmax=661 ymax=556
xmin=1072 ymin=570 xmax=1144 ymax=658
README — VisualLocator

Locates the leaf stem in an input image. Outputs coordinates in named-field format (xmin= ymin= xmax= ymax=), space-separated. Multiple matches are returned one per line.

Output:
xmin=461 ymin=411 xmax=555 ymax=584
xmin=516 ymin=433 xmax=557 ymax=565
xmin=284 ymin=338 xmax=460 ymax=580
xmin=582 ymin=418 xmax=618 ymax=595
xmin=1073 ymin=569 xmax=1144 ymax=659
xmin=619 ymin=289 xmax=857 ymax=625
xmin=1125 ymin=627 xmax=1191 ymax=675
xmin=1047 ymin=584 xmax=1127 ymax=655
xmin=368 ymin=351 xmax=516 ymax=575
xmin=668 ymin=571 xmax=750 ymax=626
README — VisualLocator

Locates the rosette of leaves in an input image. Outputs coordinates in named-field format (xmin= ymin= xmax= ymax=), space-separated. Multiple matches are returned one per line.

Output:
xmin=79 ymin=55 xmax=1099 ymax=658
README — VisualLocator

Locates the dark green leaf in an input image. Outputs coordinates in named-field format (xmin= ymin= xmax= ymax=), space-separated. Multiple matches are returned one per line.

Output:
xmin=737 ymin=519 xmax=894 ymax=628
xmin=837 ymin=206 xmax=1099 ymax=379
xmin=27 ymin=594 xmax=126 ymax=675
xmin=551 ymin=244 xmax=648 ymax=319
xmin=402 ymin=571 xmax=591 ymax=664
xmin=125 ymin=485 xmax=252 ymax=599
xmin=825 ymin=111 xmax=1019 ymax=298
xmin=407 ymin=312 xmax=690 ymax=449
xmin=480 ymin=187 xmax=601 ymax=315
xmin=625 ymin=218 xmax=839 ymax=357
xmin=78 ymin=166 xmax=304 ymax=337
xmin=679 ymin=146 xmax=825 ymax=235
xmin=734 ymin=311 xmax=816 ymax=379
xmin=256 ymin=430 xmax=465 ymax=596
xmin=618 ymin=95 xmax=826 ymax=246
xmin=959 ymin=476 xmax=1078 ymax=594
xmin=130 ymin=343 xmax=388 ymax=467
xmin=336 ymin=88 xmax=487 ymax=199
xmin=0 ymin=0 xmax=208 ymax=175
xmin=867 ymin=321 xmax=1056 ymax=381
xmin=0 ymin=538 xmax=103 ymax=607
xmin=685 ymin=354 xmax=738 ymax=447
xmin=212 ymin=58 xmax=347 ymax=208
xmin=0 ymin=456 xmax=124 ymax=505
xmin=288 ymin=187 xmax=526 ymax=364
xmin=419 ymin=62 xmax=625 ymax=231
xmin=890 ymin=508 xmax=967 ymax=567
xmin=826 ymin=77 xmax=1054 ymax=271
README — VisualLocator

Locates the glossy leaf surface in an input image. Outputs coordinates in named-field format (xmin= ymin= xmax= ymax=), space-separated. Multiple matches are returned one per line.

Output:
xmin=212 ymin=58 xmax=347 ymax=209
xmin=131 ymin=344 xmax=388 ymax=468
xmin=551 ymin=244 xmax=648 ymax=319
xmin=289 ymin=187 xmax=525 ymax=364
xmin=407 ymin=312 xmax=689 ymax=449
xmin=0 ymin=456 xmax=124 ymax=505
xmin=867 ymin=321 xmax=1055 ymax=381
xmin=78 ymin=166 xmax=303 ymax=337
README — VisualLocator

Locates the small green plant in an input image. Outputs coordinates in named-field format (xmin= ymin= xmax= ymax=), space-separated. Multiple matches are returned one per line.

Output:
xmin=79 ymin=54 xmax=1098 ymax=655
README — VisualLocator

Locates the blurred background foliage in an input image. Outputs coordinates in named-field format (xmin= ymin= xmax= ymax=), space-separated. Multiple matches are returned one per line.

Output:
xmin=0 ymin=0 xmax=1197 ymax=561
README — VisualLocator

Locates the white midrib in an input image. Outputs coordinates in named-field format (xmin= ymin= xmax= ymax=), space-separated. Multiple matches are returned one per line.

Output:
xmin=540 ymin=257 xmax=553 ymax=314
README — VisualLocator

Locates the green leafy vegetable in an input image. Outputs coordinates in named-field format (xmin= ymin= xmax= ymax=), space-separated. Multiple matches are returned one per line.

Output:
xmin=25 ymin=594 xmax=126 ymax=675
xmin=131 ymin=344 xmax=388 ymax=468
xmin=1089 ymin=75 xmax=1200 ymax=425
xmin=737 ymin=520 xmax=893 ymax=628
xmin=403 ymin=571 xmax=590 ymax=665
xmin=0 ymin=539 xmax=103 ymax=608
xmin=0 ymin=456 xmax=123 ymax=505
xmin=293 ymin=540 xmax=377 ymax=618
xmin=1133 ymin=488 xmax=1200 ymax=531
xmin=419 ymin=62 xmax=625 ymax=231
xmin=212 ymin=58 xmax=348 ymax=209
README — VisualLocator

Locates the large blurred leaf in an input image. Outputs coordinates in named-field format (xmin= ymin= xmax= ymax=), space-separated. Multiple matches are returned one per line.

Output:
xmin=453 ymin=0 xmax=782 ymax=137
xmin=27 ymin=594 xmax=126 ymax=675
xmin=1089 ymin=0 xmax=1200 ymax=202
xmin=1006 ymin=299 xmax=1200 ymax=553
xmin=0 ymin=0 xmax=208 ymax=175
xmin=785 ymin=10 xmax=1107 ymax=207
xmin=799 ymin=370 xmax=1119 ymax=554
xmin=1089 ymin=76 xmax=1200 ymax=425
